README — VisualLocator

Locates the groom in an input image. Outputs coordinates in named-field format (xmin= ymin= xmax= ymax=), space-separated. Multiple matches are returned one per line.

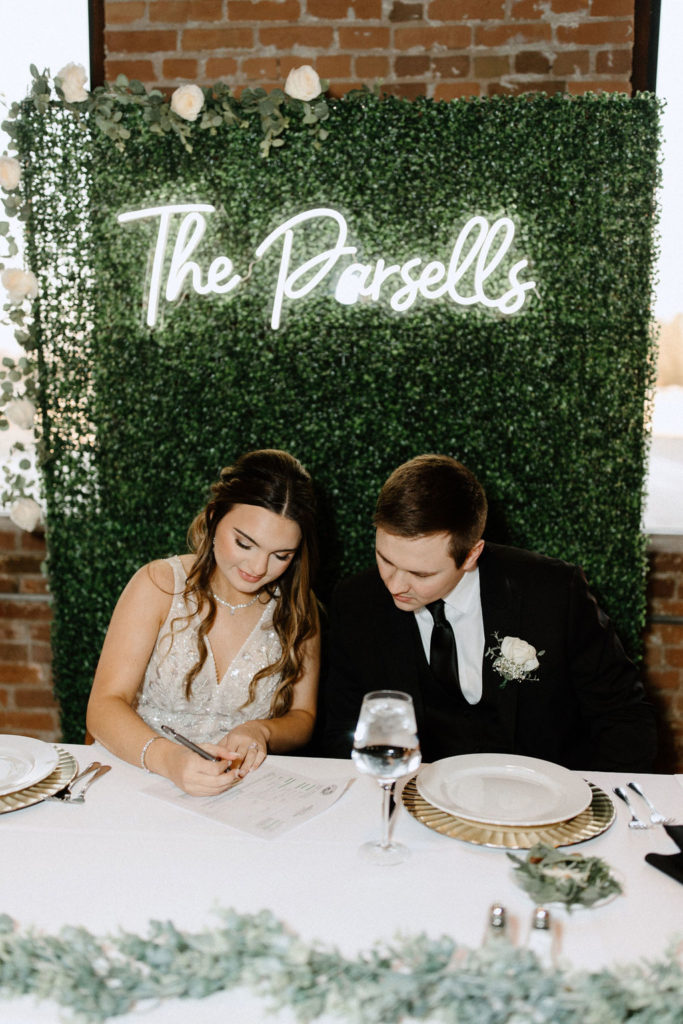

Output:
xmin=322 ymin=455 xmax=657 ymax=771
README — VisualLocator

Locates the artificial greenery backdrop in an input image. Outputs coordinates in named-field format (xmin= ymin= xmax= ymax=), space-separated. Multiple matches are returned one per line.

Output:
xmin=14 ymin=88 xmax=659 ymax=740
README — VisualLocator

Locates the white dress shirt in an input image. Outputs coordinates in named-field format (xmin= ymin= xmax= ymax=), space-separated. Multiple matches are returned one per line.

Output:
xmin=414 ymin=567 xmax=485 ymax=705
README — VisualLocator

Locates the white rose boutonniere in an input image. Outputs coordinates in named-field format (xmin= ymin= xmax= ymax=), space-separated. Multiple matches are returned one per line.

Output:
xmin=170 ymin=84 xmax=205 ymax=122
xmin=284 ymin=65 xmax=322 ymax=102
xmin=9 ymin=497 xmax=42 ymax=534
xmin=56 ymin=63 xmax=88 ymax=103
xmin=0 ymin=156 xmax=21 ymax=191
xmin=486 ymin=633 xmax=544 ymax=687
xmin=1 ymin=268 xmax=39 ymax=304
xmin=4 ymin=398 xmax=36 ymax=430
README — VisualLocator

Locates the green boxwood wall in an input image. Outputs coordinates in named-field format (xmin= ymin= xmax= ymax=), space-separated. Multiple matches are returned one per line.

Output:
xmin=15 ymin=91 xmax=660 ymax=740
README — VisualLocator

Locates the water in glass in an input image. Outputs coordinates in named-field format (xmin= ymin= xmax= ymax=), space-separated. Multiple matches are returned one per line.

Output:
xmin=352 ymin=690 xmax=421 ymax=864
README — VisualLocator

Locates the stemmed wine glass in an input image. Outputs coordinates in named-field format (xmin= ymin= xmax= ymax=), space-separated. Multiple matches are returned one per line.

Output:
xmin=351 ymin=689 xmax=421 ymax=865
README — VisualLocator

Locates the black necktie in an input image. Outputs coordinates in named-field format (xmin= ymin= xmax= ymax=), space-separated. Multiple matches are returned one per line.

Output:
xmin=427 ymin=599 xmax=461 ymax=691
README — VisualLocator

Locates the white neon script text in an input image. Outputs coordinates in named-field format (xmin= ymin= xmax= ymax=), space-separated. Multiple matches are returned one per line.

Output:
xmin=117 ymin=204 xmax=535 ymax=329
xmin=117 ymin=204 xmax=243 ymax=327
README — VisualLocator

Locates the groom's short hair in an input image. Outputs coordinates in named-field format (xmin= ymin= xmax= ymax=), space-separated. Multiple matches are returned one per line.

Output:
xmin=374 ymin=454 xmax=487 ymax=567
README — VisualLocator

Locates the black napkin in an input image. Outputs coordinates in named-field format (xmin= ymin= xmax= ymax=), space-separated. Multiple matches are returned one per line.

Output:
xmin=664 ymin=825 xmax=683 ymax=851
xmin=645 ymin=825 xmax=683 ymax=886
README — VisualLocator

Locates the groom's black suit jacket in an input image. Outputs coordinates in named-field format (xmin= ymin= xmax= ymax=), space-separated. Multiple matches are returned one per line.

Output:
xmin=321 ymin=543 xmax=657 ymax=771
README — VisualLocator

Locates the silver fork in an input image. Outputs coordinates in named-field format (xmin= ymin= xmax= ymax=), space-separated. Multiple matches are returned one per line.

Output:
xmin=627 ymin=781 xmax=674 ymax=825
xmin=613 ymin=786 xmax=650 ymax=829
xmin=67 ymin=764 xmax=111 ymax=803
xmin=45 ymin=761 xmax=101 ymax=801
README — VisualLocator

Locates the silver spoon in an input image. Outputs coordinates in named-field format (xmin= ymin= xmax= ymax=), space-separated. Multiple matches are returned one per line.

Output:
xmin=627 ymin=782 xmax=674 ymax=825
xmin=613 ymin=786 xmax=650 ymax=829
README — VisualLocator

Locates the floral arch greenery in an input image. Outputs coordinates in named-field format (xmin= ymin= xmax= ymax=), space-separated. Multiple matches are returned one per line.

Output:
xmin=0 ymin=68 xmax=660 ymax=740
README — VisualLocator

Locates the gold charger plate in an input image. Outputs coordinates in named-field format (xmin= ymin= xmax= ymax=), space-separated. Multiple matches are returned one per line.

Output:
xmin=402 ymin=778 xmax=615 ymax=849
xmin=0 ymin=747 xmax=78 ymax=814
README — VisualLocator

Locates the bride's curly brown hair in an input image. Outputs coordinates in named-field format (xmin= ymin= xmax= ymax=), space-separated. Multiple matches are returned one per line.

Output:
xmin=181 ymin=449 xmax=319 ymax=716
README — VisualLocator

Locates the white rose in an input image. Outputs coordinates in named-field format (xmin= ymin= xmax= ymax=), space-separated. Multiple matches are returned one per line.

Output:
xmin=9 ymin=497 xmax=42 ymax=533
xmin=170 ymin=84 xmax=205 ymax=122
xmin=0 ymin=156 xmax=21 ymax=191
xmin=56 ymin=62 xmax=88 ymax=103
xmin=284 ymin=65 xmax=322 ymax=102
xmin=500 ymin=636 xmax=538 ymax=669
xmin=4 ymin=398 xmax=35 ymax=430
xmin=1 ymin=268 xmax=39 ymax=304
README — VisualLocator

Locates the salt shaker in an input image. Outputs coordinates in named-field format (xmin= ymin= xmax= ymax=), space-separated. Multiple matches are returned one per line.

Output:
xmin=527 ymin=906 xmax=555 ymax=968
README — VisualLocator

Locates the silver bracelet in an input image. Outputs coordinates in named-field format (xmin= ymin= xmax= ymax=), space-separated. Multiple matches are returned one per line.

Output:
xmin=140 ymin=735 xmax=161 ymax=773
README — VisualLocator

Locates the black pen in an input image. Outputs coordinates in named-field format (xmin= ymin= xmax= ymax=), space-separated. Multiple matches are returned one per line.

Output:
xmin=161 ymin=724 xmax=225 ymax=763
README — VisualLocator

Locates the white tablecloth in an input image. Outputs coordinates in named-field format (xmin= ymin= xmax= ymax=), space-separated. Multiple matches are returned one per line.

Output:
xmin=1 ymin=743 xmax=682 ymax=1022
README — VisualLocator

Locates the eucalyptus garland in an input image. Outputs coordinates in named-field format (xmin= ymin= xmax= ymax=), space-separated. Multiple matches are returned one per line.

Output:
xmin=0 ymin=909 xmax=681 ymax=1023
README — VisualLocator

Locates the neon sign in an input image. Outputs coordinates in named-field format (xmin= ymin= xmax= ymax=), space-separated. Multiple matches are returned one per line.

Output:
xmin=117 ymin=204 xmax=536 ymax=330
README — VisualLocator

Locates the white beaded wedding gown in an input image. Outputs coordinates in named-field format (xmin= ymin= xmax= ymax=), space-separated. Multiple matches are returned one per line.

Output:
xmin=136 ymin=556 xmax=282 ymax=743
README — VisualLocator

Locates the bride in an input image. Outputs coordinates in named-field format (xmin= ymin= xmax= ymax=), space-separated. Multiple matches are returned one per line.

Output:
xmin=86 ymin=449 xmax=320 ymax=795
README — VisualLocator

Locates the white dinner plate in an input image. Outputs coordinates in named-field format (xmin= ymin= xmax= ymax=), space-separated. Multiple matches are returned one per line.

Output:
xmin=0 ymin=734 xmax=59 ymax=797
xmin=416 ymin=753 xmax=593 ymax=827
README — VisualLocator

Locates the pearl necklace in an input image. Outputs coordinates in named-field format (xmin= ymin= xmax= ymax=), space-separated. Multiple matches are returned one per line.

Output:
xmin=211 ymin=591 xmax=261 ymax=615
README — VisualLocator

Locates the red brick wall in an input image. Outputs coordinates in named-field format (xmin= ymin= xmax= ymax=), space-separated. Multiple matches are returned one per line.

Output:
xmin=0 ymin=520 xmax=59 ymax=741
xmin=103 ymin=0 xmax=636 ymax=100
xmin=1 ymin=518 xmax=681 ymax=769
xmin=644 ymin=547 xmax=683 ymax=774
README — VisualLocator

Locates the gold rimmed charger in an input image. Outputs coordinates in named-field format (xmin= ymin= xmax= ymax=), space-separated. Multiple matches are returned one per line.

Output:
xmin=0 ymin=747 xmax=78 ymax=814
xmin=402 ymin=778 xmax=615 ymax=849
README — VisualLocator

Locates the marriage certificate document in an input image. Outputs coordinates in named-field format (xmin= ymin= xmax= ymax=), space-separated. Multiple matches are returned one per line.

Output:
xmin=143 ymin=765 xmax=353 ymax=838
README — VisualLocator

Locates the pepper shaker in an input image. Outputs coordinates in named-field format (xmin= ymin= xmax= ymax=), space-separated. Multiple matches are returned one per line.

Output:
xmin=483 ymin=903 xmax=508 ymax=946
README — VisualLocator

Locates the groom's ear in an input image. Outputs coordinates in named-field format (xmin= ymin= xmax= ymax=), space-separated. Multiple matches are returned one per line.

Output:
xmin=462 ymin=539 xmax=485 ymax=572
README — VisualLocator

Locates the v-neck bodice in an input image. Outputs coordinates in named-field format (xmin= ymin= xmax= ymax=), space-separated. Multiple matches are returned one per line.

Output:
xmin=136 ymin=556 xmax=282 ymax=743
